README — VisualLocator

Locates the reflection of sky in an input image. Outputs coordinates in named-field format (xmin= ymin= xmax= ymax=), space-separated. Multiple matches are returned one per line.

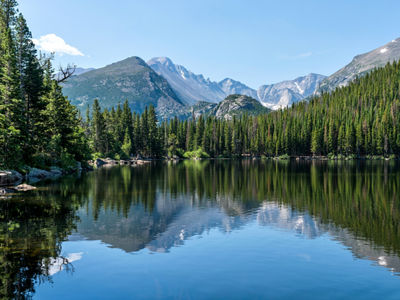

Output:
xmin=38 ymin=220 xmax=400 ymax=300
xmin=71 ymin=194 xmax=400 ymax=277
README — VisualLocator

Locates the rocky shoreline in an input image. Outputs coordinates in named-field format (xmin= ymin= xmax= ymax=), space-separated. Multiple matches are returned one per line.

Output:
xmin=88 ymin=158 xmax=153 ymax=168
xmin=2 ymin=155 xmax=397 ymax=196
xmin=0 ymin=164 xmax=83 ymax=196
xmin=0 ymin=158 xmax=154 ymax=196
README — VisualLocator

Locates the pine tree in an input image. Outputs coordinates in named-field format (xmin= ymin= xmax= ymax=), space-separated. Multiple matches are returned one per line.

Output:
xmin=15 ymin=13 xmax=44 ymax=161
xmin=0 ymin=0 xmax=21 ymax=166
xmin=147 ymin=105 xmax=158 ymax=157
xmin=91 ymin=99 xmax=106 ymax=155
xmin=121 ymin=128 xmax=132 ymax=158
xmin=167 ymin=133 xmax=178 ymax=157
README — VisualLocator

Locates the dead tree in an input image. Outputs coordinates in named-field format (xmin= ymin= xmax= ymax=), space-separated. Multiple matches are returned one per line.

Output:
xmin=57 ymin=64 xmax=76 ymax=83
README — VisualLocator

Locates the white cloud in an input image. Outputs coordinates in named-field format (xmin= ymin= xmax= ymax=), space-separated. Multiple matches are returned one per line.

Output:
xmin=43 ymin=252 xmax=84 ymax=276
xmin=32 ymin=33 xmax=84 ymax=56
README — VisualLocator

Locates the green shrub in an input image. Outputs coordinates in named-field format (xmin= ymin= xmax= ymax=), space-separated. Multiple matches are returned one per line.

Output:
xmin=336 ymin=154 xmax=345 ymax=160
xmin=60 ymin=151 xmax=77 ymax=169
xmin=327 ymin=153 xmax=336 ymax=159
xmin=91 ymin=152 xmax=102 ymax=160
xmin=183 ymin=148 xmax=210 ymax=159
xmin=31 ymin=153 xmax=54 ymax=170
xmin=176 ymin=148 xmax=185 ymax=158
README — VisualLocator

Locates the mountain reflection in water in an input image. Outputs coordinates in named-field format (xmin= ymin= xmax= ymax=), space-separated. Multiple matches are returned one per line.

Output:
xmin=1 ymin=160 xmax=400 ymax=298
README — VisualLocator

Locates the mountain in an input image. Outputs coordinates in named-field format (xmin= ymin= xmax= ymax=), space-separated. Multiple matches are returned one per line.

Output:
xmin=211 ymin=94 xmax=270 ymax=120
xmin=318 ymin=37 xmax=400 ymax=92
xmin=147 ymin=57 xmax=258 ymax=104
xmin=73 ymin=67 xmax=95 ymax=76
xmin=148 ymin=57 xmax=325 ymax=110
xmin=218 ymin=78 xmax=258 ymax=99
xmin=257 ymin=73 xmax=326 ymax=110
xmin=63 ymin=55 xmax=325 ymax=118
xmin=55 ymin=67 xmax=95 ymax=81
xmin=62 ymin=56 xmax=186 ymax=119
xmin=147 ymin=57 xmax=225 ymax=104
xmin=189 ymin=94 xmax=270 ymax=120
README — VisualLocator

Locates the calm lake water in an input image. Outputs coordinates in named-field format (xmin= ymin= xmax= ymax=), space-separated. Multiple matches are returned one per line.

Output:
xmin=2 ymin=160 xmax=400 ymax=299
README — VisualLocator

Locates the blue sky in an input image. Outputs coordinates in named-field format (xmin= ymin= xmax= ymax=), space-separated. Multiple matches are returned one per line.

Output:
xmin=19 ymin=0 xmax=400 ymax=88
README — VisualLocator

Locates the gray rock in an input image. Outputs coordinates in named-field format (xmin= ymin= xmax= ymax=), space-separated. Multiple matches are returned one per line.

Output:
xmin=13 ymin=184 xmax=36 ymax=192
xmin=103 ymin=158 xmax=117 ymax=165
xmin=0 ymin=170 xmax=23 ymax=187
xmin=27 ymin=167 xmax=62 ymax=183
xmin=0 ymin=187 xmax=16 ymax=195
xmin=50 ymin=166 xmax=63 ymax=176
xmin=95 ymin=158 xmax=106 ymax=167
xmin=27 ymin=167 xmax=52 ymax=179
xmin=211 ymin=94 xmax=269 ymax=120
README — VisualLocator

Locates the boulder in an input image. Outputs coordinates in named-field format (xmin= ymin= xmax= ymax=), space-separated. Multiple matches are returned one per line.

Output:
xmin=13 ymin=184 xmax=37 ymax=192
xmin=0 ymin=187 xmax=16 ymax=195
xmin=27 ymin=167 xmax=64 ymax=183
xmin=0 ymin=170 xmax=23 ymax=187
xmin=49 ymin=166 xmax=63 ymax=176
xmin=136 ymin=160 xmax=151 ymax=165
xmin=95 ymin=158 xmax=106 ymax=167
xmin=27 ymin=167 xmax=52 ymax=180
xmin=104 ymin=158 xmax=117 ymax=165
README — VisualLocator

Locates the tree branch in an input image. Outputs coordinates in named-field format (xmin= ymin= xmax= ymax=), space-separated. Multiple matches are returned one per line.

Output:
xmin=57 ymin=64 xmax=76 ymax=83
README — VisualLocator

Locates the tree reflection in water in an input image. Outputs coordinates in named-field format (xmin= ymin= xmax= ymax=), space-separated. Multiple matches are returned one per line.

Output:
xmin=1 ymin=160 xmax=400 ymax=298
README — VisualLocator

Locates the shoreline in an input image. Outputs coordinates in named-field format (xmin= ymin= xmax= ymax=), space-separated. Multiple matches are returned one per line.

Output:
xmin=2 ymin=155 xmax=398 ymax=195
xmin=0 ymin=165 xmax=86 ymax=196
xmin=91 ymin=155 xmax=399 ymax=167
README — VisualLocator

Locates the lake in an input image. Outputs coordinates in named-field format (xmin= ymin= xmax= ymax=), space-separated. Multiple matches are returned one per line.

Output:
xmin=2 ymin=160 xmax=400 ymax=299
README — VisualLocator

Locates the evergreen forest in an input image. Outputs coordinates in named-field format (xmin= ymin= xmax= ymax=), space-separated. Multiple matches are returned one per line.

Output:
xmin=85 ymin=61 xmax=400 ymax=160
xmin=1 ymin=0 xmax=400 ymax=171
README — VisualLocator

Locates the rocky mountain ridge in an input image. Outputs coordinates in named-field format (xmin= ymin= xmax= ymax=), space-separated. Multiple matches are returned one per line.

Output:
xmin=148 ymin=56 xmax=325 ymax=109
xmin=318 ymin=37 xmax=400 ymax=93
xmin=62 ymin=56 xmax=186 ymax=120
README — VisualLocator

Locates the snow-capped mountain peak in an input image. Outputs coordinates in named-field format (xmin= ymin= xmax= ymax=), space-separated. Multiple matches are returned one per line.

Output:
xmin=257 ymin=73 xmax=326 ymax=110
xmin=147 ymin=57 xmax=225 ymax=104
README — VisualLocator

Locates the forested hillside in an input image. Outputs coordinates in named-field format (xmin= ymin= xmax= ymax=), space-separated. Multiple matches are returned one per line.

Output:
xmin=85 ymin=61 xmax=400 ymax=159
xmin=0 ymin=0 xmax=89 ymax=169
xmin=62 ymin=56 xmax=187 ymax=120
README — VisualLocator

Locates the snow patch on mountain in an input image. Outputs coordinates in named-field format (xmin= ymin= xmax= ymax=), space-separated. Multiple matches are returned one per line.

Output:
xmin=257 ymin=73 xmax=326 ymax=110
xmin=148 ymin=57 xmax=259 ymax=105
xmin=318 ymin=37 xmax=400 ymax=93
xmin=148 ymin=57 xmax=325 ymax=110
xmin=148 ymin=57 xmax=226 ymax=104
xmin=295 ymin=81 xmax=304 ymax=94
